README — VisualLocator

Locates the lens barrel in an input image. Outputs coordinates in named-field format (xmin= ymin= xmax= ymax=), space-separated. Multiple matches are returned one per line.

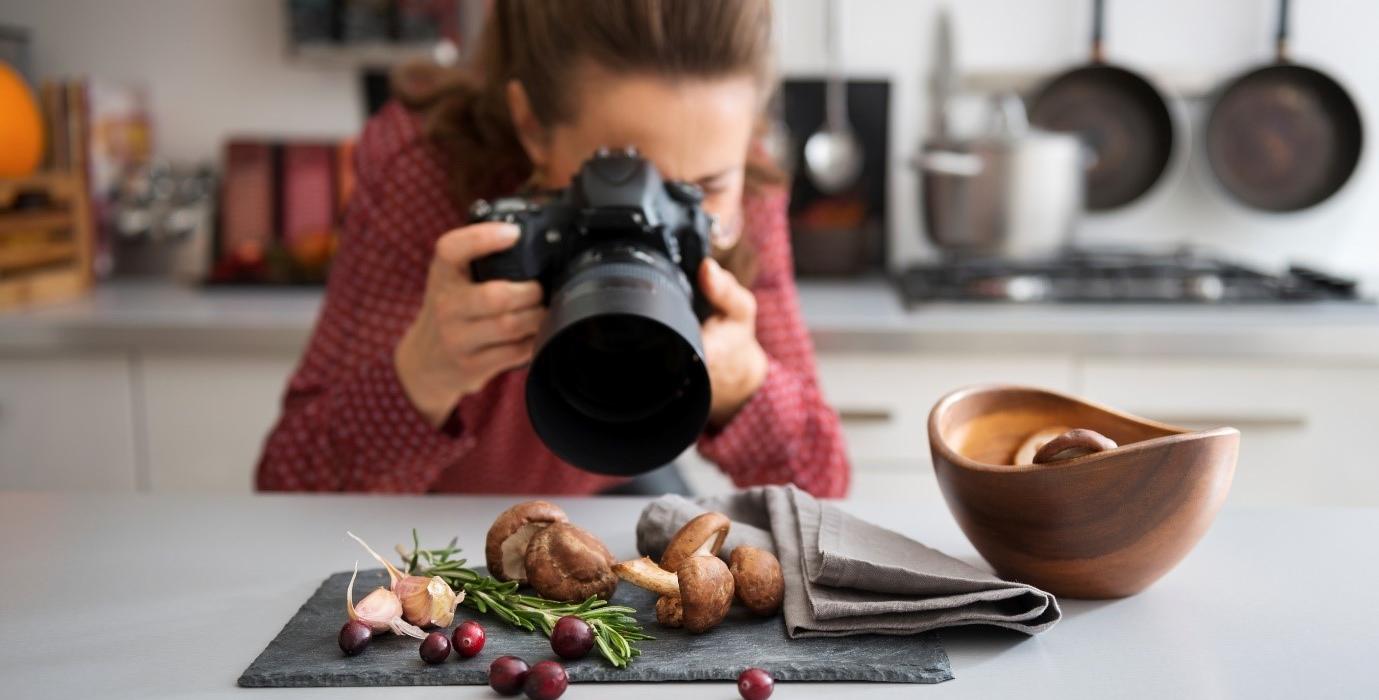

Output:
xmin=525 ymin=244 xmax=711 ymax=476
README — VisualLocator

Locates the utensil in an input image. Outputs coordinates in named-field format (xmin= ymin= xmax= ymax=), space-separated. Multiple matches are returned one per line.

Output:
xmin=928 ymin=385 xmax=1239 ymax=599
xmin=803 ymin=0 xmax=863 ymax=194
xmin=917 ymin=94 xmax=1084 ymax=258
xmin=1204 ymin=0 xmax=1363 ymax=212
xmin=928 ymin=6 xmax=956 ymax=144
xmin=1028 ymin=0 xmax=1176 ymax=211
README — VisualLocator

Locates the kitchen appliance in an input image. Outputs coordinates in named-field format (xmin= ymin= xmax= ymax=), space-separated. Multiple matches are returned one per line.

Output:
xmin=929 ymin=385 xmax=1238 ymax=598
xmin=896 ymin=248 xmax=1366 ymax=305
xmin=109 ymin=163 xmax=216 ymax=281
xmin=1205 ymin=0 xmax=1363 ymax=212
xmin=1028 ymin=0 xmax=1177 ymax=211
xmin=802 ymin=0 xmax=863 ymax=194
xmin=918 ymin=94 xmax=1084 ymax=259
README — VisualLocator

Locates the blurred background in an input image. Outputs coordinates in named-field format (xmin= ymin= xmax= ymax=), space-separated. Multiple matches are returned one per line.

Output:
xmin=1 ymin=0 xmax=1376 ymax=505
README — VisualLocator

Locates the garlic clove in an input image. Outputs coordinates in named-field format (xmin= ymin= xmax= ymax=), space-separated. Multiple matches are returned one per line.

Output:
xmin=424 ymin=576 xmax=464 ymax=628
xmin=348 ymin=531 xmax=407 ymax=588
xmin=345 ymin=562 xmax=426 ymax=639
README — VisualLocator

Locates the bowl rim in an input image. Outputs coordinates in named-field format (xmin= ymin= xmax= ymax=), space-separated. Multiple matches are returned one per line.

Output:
xmin=928 ymin=384 xmax=1241 ymax=474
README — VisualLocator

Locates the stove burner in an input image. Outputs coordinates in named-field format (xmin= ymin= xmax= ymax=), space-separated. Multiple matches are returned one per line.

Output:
xmin=896 ymin=249 xmax=1367 ymax=305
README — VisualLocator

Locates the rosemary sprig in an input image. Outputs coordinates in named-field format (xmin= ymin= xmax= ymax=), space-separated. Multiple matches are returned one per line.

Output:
xmin=401 ymin=530 xmax=651 ymax=668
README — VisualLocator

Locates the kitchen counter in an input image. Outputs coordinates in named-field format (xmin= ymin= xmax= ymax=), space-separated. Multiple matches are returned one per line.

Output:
xmin=2 ymin=279 xmax=1379 ymax=360
xmin=2 ymin=491 xmax=1375 ymax=698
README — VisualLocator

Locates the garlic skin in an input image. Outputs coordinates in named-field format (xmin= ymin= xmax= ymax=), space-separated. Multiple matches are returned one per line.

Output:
xmin=348 ymin=532 xmax=464 ymax=628
xmin=346 ymin=563 xmax=426 ymax=639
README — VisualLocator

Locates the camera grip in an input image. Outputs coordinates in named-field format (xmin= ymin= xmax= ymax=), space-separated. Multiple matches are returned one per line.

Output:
xmin=469 ymin=250 xmax=529 ymax=282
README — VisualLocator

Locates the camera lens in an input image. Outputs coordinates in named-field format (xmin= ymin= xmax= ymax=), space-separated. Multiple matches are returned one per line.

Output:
xmin=526 ymin=245 xmax=711 ymax=476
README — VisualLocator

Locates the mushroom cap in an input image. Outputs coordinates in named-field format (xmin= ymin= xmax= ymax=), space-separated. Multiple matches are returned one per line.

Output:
xmin=485 ymin=501 xmax=568 ymax=582
xmin=729 ymin=546 xmax=784 ymax=616
xmin=524 ymin=522 xmax=618 ymax=602
xmin=675 ymin=555 xmax=735 ymax=633
xmin=659 ymin=512 xmax=731 ymax=572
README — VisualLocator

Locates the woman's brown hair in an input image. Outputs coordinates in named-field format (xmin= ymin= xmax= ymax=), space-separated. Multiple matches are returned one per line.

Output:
xmin=395 ymin=0 xmax=784 ymax=282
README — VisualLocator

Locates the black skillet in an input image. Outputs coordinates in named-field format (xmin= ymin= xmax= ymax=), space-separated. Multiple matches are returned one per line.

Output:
xmin=1028 ymin=0 xmax=1176 ymax=211
xmin=1205 ymin=0 xmax=1363 ymax=212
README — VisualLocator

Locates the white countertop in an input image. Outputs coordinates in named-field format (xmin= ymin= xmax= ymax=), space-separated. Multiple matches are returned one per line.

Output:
xmin=2 ymin=491 xmax=1375 ymax=698
xmin=2 ymin=278 xmax=1379 ymax=360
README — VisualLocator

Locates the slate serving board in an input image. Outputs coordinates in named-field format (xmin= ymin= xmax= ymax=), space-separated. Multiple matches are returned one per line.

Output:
xmin=239 ymin=569 xmax=953 ymax=687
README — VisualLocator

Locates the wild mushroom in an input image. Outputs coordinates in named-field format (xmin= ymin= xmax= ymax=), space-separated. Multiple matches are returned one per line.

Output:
xmin=485 ymin=500 xmax=568 ymax=583
xmin=523 ymin=522 xmax=619 ymax=602
xmin=1032 ymin=428 xmax=1118 ymax=464
xmin=659 ymin=512 xmax=730 ymax=572
xmin=615 ymin=556 xmax=735 ymax=633
xmin=729 ymin=546 xmax=784 ymax=616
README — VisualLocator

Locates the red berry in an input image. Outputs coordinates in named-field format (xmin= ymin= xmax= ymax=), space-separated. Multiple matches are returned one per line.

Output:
xmin=738 ymin=667 xmax=774 ymax=700
xmin=337 ymin=620 xmax=371 ymax=656
xmin=419 ymin=631 xmax=450 ymax=664
xmin=489 ymin=655 xmax=530 ymax=696
xmin=523 ymin=659 xmax=568 ymax=700
xmin=451 ymin=619 xmax=486 ymax=658
xmin=549 ymin=615 xmax=594 ymax=659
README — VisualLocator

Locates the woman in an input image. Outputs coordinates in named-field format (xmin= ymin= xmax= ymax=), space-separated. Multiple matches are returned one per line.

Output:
xmin=256 ymin=0 xmax=849 ymax=497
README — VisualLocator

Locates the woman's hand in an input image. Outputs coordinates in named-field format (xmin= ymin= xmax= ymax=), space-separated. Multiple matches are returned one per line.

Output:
xmin=395 ymin=223 xmax=547 ymax=426
xmin=699 ymin=258 xmax=769 ymax=427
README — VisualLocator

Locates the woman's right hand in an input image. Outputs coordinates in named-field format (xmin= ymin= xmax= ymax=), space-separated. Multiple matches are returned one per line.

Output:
xmin=395 ymin=222 xmax=547 ymax=426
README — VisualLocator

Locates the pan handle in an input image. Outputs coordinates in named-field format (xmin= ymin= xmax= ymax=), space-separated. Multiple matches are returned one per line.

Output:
xmin=1090 ymin=0 xmax=1106 ymax=63
xmin=1275 ymin=0 xmax=1291 ymax=62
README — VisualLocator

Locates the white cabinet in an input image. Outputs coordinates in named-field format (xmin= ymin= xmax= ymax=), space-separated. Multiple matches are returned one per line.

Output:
xmin=141 ymin=352 xmax=297 ymax=493
xmin=1080 ymin=359 xmax=1379 ymax=507
xmin=682 ymin=353 xmax=1077 ymax=501
xmin=0 ymin=353 xmax=139 ymax=491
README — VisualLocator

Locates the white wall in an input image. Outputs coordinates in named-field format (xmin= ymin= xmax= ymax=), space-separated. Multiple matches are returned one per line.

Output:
xmin=5 ymin=0 xmax=1377 ymax=283
xmin=0 ymin=0 xmax=363 ymax=164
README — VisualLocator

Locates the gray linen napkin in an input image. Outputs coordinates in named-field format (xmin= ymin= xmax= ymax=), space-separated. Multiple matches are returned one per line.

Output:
xmin=636 ymin=485 xmax=1060 ymax=638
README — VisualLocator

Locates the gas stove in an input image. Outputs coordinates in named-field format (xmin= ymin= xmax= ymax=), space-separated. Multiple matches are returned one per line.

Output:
xmin=896 ymin=249 xmax=1367 ymax=305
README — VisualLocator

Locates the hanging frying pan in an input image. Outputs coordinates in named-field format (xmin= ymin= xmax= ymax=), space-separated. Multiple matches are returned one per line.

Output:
xmin=1028 ymin=0 xmax=1177 ymax=211
xmin=1204 ymin=0 xmax=1363 ymax=212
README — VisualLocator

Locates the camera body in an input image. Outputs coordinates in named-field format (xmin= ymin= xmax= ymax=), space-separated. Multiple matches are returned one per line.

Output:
xmin=470 ymin=147 xmax=713 ymax=321
xmin=466 ymin=148 xmax=717 ymax=476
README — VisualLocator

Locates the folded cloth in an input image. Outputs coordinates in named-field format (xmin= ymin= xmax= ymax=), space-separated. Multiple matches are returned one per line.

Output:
xmin=636 ymin=485 xmax=1060 ymax=638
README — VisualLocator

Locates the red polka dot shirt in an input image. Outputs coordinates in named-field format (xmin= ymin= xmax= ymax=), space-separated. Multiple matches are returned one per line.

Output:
xmin=255 ymin=102 xmax=850 ymax=497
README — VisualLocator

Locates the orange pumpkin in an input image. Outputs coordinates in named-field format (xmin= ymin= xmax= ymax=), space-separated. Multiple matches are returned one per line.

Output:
xmin=0 ymin=62 xmax=45 ymax=178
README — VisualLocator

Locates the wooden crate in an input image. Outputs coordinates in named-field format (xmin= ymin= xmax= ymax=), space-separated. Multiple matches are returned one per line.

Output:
xmin=0 ymin=172 xmax=94 ymax=311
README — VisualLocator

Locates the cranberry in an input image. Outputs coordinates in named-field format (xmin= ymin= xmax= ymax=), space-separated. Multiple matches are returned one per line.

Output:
xmin=549 ymin=615 xmax=594 ymax=660
xmin=738 ymin=667 xmax=774 ymax=700
xmin=451 ymin=619 xmax=486 ymax=658
xmin=418 ymin=631 xmax=451 ymax=664
xmin=488 ymin=655 xmax=531 ymax=696
xmin=522 ymin=659 xmax=568 ymax=700
xmin=337 ymin=620 xmax=372 ymax=656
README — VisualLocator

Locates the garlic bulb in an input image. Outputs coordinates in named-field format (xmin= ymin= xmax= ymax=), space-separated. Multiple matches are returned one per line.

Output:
xmin=348 ymin=532 xmax=464 ymax=628
xmin=345 ymin=562 xmax=426 ymax=639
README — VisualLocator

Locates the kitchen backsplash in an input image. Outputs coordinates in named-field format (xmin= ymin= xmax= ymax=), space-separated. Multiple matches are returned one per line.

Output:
xmin=6 ymin=0 xmax=1376 ymax=286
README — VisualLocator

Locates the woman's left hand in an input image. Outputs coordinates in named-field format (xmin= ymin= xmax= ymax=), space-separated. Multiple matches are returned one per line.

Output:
xmin=699 ymin=258 xmax=769 ymax=427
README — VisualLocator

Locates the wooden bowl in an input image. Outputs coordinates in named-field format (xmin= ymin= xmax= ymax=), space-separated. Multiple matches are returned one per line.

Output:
xmin=928 ymin=385 xmax=1238 ymax=599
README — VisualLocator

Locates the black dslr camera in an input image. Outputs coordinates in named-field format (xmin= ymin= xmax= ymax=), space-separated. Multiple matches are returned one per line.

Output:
xmin=470 ymin=147 xmax=715 ymax=476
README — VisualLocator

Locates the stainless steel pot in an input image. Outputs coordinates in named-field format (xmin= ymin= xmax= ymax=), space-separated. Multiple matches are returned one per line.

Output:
xmin=916 ymin=95 xmax=1085 ymax=259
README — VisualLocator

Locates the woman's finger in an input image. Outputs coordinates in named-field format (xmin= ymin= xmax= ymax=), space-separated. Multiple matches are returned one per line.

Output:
xmin=699 ymin=258 xmax=756 ymax=322
xmin=468 ymin=337 xmax=537 ymax=380
xmin=460 ymin=279 xmax=543 ymax=318
xmin=457 ymin=307 xmax=546 ymax=350
xmin=434 ymin=222 xmax=522 ymax=275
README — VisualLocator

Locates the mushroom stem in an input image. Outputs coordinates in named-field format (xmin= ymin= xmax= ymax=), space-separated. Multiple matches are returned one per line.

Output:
xmin=613 ymin=557 xmax=680 ymax=597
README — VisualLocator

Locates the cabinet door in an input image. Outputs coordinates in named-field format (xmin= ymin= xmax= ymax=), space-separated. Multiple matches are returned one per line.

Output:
xmin=0 ymin=353 xmax=138 ymax=490
xmin=141 ymin=352 xmax=297 ymax=492
xmin=1081 ymin=359 xmax=1379 ymax=507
